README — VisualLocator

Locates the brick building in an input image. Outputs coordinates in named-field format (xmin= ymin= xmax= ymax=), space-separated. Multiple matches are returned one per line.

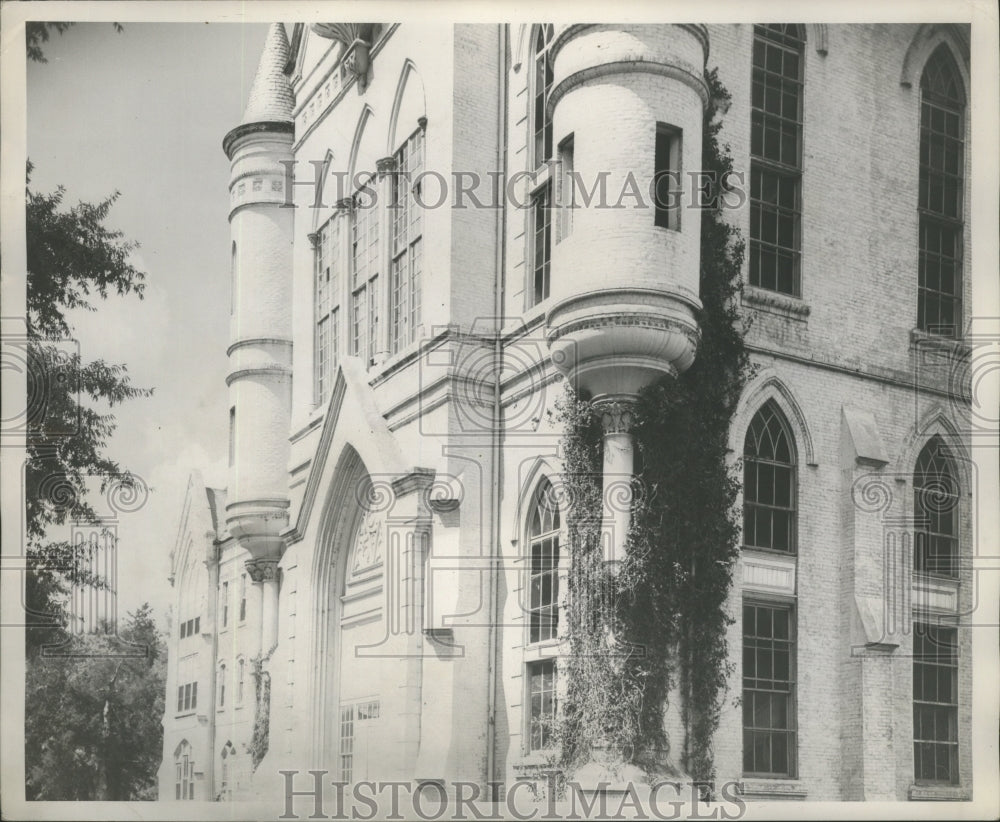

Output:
xmin=158 ymin=22 xmax=974 ymax=805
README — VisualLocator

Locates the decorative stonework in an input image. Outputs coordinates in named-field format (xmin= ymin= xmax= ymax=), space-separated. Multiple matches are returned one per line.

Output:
xmin=743 ymin=552 xmax=797 ymax=596
xmin=310 ymin=24 xmax=380 ymax=90
xmin=592 ymin=396 xmax=637 ymax=434
xmin=742 ymin=285 xmax=811 ymax=320
xmin=246 ymin=558 xmax=279 ymax=583
xmin=376 ymin=156 xmax=397 ymax=178
xmin=351 ymin=509 xmax=384 ymax=574
xmin=546 ymin=312 xmax=700 ymax=349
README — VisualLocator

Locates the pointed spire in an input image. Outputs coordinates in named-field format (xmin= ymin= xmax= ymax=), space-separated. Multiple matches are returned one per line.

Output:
xmin=242 ymin=23 xmax=294 ymax=125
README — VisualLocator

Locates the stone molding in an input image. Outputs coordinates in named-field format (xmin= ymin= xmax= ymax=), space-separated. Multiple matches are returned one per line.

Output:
xmin=245 ymin=557 xmax=280 ymax=583
xmin=548 ymin=59 xmax=710 ymax=118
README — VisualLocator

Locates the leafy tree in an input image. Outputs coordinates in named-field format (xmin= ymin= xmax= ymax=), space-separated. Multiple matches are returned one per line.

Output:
xmin=25 ymin=606 xmax=167 ymax=800
xmin=26 ymin=22 xmax=122 ymax=63
xmin=24 ymin=23 xmax=161 ymax=800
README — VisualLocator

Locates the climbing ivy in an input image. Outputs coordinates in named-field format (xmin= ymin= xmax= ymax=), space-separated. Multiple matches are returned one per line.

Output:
xmin=248 ymin=646 xmax=276 ymax=771
xmin=556 ymin=68 xmax=751 ymax=790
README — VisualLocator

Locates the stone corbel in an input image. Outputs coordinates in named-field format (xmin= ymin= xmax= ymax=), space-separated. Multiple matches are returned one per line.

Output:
xmin=310 ymin=24 xmax=377 ymax=90
xmin=245 ymin=558 xmax=280 ymax=584
xmin=376 ymin=155 xmax=397 ymax=180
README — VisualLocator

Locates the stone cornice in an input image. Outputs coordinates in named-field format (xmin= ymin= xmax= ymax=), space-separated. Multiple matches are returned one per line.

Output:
xmin=225 ymin=364 xmax=293 ymax=386
xmin=547 ymin=53 xmax=710 ymax=119
xmin=223 ymin=120 xmax=295 ymax=159
xmin=546 ymin=312 xmax=701 ymax=349
xmin=550 ymin=24 xmax=709 ymax=66
xmin=226 ymin=338 xmax=293 ymax=357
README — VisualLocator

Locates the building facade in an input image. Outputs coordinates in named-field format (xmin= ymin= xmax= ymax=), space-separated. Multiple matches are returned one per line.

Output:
xmin=158 ymin=22 xmax=974 ymax=805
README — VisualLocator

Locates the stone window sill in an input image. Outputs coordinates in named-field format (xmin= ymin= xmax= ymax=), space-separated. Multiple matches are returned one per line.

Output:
xmin=513 ymin=758 xmax=561 ymax=776
xmin=742 ymin=286 xmax=810 ymax=321
xmin=739 ymin=779 xmax=808 ymax=800
xmin=909 ymin=783 xmax=970 ymax=801
xmin=909 ymin=327 xmax=971 ymax=359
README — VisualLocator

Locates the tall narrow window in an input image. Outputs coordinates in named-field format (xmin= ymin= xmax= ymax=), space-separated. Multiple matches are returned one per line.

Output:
xmin=527 ymin=478 xmax=560 ymax=644
xmin=218 ymin=663 xmax=226 ymax=708
xmin=743 ymin=602 xmax=796 ymax=777
xmin=339 ymin=705 xmax=354 ymax=784
xmin=531 ymin=185 xmax=552 ymax=306
xmin=533 ymin=24 xmax=555 ymax=166
xmin=351 ymin=177 xmax=380 ymax=364
xmin=315 ymin=215 xmax=342 ymax=405
xmin=237 ymin=658 xmax=245 ymax=704
xmin=743 ymin=402 xmax=797 ymax=554
xmin=338 ymin=699 xmax=380 ymax=783
xmin=220 ymin=741 xmax=236 ymax=800
xmin=239 ymin=573 xmax=247 ymax=622
xmin=390 ymin=128 xmax=425 ymax=355
xmin=750 ymin=24 xmax=804 ymax=296
xmin=913 ymin=623 xmax=959 ymax=783
xmin=557 ymin=134 xmax=574 ymax=242
xmin=228 ymin=408 xmax=235 ymax=467
xmin=914 ymin=436 xmax=960 ymax=578
xmin=527 ymin=658 xmax=557 ymax=752
xmin=230 ymin=242 xmax=237 ymax=316
xmin=221 ymin=581 xmax=229 ymax=628
xmin=175 ymin=741 xmax=194 ymax=800
xmin=654 ymin=124 xmax=682 ymax=230
xmin=918 ymin=45 xmax=965 ymax=334
xmin=529 ymin=24 xmax=555 ymax=307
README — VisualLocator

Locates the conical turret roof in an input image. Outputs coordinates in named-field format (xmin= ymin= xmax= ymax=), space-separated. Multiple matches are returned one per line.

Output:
xmin=241 ymin=22 xmax=294 ymax=125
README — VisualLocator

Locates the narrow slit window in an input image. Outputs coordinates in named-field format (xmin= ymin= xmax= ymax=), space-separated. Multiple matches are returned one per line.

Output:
xmin=654 ymin=125 xmax=682 ymax=230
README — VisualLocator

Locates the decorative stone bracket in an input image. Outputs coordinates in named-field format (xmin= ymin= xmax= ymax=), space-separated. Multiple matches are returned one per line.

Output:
xmin=310 ymin=24 xmax=380 ymax=91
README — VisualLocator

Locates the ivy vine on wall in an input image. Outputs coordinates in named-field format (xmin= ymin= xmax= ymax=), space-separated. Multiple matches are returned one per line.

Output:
xmin=555 ymin=69 xmax=751 ymax=791
xmin=248 ymin=646 xmax=276 ymax=771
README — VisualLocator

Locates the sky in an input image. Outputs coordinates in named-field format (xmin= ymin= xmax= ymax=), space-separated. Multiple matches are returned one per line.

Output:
xmin=27 ymin=22 xmax=269 ymax=626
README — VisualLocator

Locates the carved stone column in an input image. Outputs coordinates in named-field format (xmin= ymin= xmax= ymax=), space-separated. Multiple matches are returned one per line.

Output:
xmin=246 ymin=558 xmax=280 ymax=654
xmin=592 ymin=395 xmax=638 ymax=574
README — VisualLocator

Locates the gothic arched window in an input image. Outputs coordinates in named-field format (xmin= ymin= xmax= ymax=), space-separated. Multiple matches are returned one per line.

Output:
xmin=174 ymin=740 xmax=194 ymax=800
xmin=743 ymin=402 xmax=797 ymax=553
xmin=914 ymin=435 xmax=960 ymax=577
xmin=220 ymin=741 xmax=236 ymax=800
xmin=525 ymin=475 xmax=559 ymax=753
xmin=918 ymin=44 xmax=965 ymax=334
xmin=750 ymin=24 xmax=805 ymax=296
xmin=527 ymin=477 xmax=560 ymax=644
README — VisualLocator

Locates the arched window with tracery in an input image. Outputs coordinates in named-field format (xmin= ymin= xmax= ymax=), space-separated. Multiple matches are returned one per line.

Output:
xmin=527 ymin=477 xmax=560 ymax=644
xmin=219 ymin=741 xmax=236 ymax=800
xmin=918 ymin=44 xmax=965 ymax=334
xmin=743 ymin=401 xmax=797 ymax=554
xmin=174 ymin=740 xmax=194 ymax=800
xmin=913 ymin=435 xmax=960 ymax=577
xmin=524 ymin=476 xmax=560 ymax=754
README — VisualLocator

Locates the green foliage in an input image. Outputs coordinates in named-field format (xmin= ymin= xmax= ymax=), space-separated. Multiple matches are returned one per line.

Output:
xmin=25 ymin=23 xmax=74 ymax=63
xmin=25 ymin=605 xmax=167 ymax=800
xmin=23 ymin=76 xmax=154 ymax=800
xmin=24 ymin=159 xmax=151 ymax=649
xmin=248 ymin=648 xmax=275 ymax=771
xmin=26 ymin=22 xmax=123 ymax=63
xmin=556 ymin=68 xmax=750 ymax=788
